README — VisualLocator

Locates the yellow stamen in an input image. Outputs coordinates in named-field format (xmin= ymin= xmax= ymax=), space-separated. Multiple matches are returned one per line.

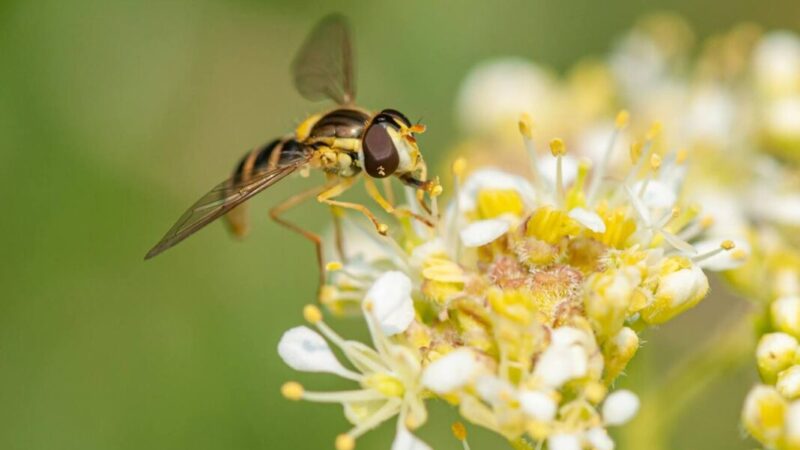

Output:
xmin=281 ymin=381 xmax=304 ymax=401
xmin=303 ymin=304 xmax=323 ymax=324
xmin=676 ymin=148 xmax=689 ymax=164
xmin=518 ymin=113 xmax=534 ymax=139
xmin=721 ymin=240 xmax=736 ymax=250
xmin=615 ymin=109 xmax=630 ymax=129
xmin=646 ymin=121 xmax=663 ymax=141
xmin=335 ymin=434 xmax=355 ymax=450
xmin=650 ymin=153 xmax=662 ymax=170
xmin=451 ymin=422 xmax=468 ymax=441
xmin=549 ymin=138 xmax=566 ymax=156
xmin=326 ymin=261 xmax=343 ymax=272
xmin=452 ymin=157 xmax=467 ymax=178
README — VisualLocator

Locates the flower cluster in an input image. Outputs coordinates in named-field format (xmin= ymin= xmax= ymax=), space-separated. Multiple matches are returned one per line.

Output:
xmin=454 ymin=14 xmax=800 ymax=448
xmin=276 ymin=111 xmax=743 ymax=449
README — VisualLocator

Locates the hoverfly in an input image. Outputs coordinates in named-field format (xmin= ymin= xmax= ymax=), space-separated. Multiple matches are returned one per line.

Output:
xmin=145 ymin=14 xmax=438 ymax=281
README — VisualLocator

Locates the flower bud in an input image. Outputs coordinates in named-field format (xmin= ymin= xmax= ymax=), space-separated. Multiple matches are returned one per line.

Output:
xmin=772 ymin=296 xmax=800 ymax=338
xmin=779 ymin=366 xmax=800 ymax=399
xmin=602 ymin=327 xmax=639 ymax=383
xmin=742 ymin=385 xmax=787 ymax=447
xmin=757 ymin=332 xmax=799 ymax=383
xmin=786 ymin=400 xmax=800 ymax=449
xmin=584 ymin=269 xmax=639 ymax=339
xmin=602 ymin=389 xmax=640 ymax=426
xmin=641 ymin=259 xmax=709 ymax=324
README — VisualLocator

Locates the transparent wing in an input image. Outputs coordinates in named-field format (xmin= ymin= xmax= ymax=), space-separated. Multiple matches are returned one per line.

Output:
xmin=145 ymin=155 xmax=311 ymax=259
xmin=291 ymin=14 xmax=355 ymax=105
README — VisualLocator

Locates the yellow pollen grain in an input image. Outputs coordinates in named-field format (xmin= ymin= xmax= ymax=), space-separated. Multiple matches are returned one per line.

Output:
xmin=650 ymin=153 xmax=662 ymax=170
xmin=303 ymin=304 xmax=323 ymax=324
xmin=281 ymin=381 xmax=304 ymax=400
xmin=549 ymin=138 xmax=566 ymax=156
xmin=629 ymin=140 xmax=643 ymax=162
xmin=671 ymin=207 xmax=681 ymax=218
xmin=519 ymin=113 xmax=534 ymax=138
xmin=676 ymin=148 xmax=689 ymax=164
xmin=700 ymin=216 xmax=715 ymax=228
xmin=431 ymin=184 xmax=444 ymax=197
xmin=452 ymin=158 xmax=467 ymax=178
xmin=335 ymin=434 xmax=355 ymax=450
xmin=451 ymin=422 xmax=468 ymax=441
xmin=615 ymin=109 xmax=630 ymax=129
xmin=732 ymin=249 xmax=747 ymax=260
xmin=646 ymin=121 xmax=663 ymax=140
xmin=325 ymin=261 xmax=343 ymax=272
xmin=364 ymin=300 xmax=374 ymax=312
xmin=721 ymin=240 xmax=736 ymax=250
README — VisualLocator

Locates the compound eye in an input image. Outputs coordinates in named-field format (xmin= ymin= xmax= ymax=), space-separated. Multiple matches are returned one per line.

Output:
xmin=362 ymin=123 xmax=399 ymax=178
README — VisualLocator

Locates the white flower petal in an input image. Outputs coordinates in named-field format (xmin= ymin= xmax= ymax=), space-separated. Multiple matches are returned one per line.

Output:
xmin=540 ymin=155 xmax=579 ymax=188
xmin=365 ymin=271 xmax=415 ymax=336
xmin=391 ymin=425 xmax=432 ymax=450
xmin=519 ymin=390 xmax=557 ymax=422
xmin=602 ymin=389 xmax=640 ymax=426
xmin=585 ymin=427 xmax=615 ymax=450
xmin=475 ymin=375 xmax=515 ymax=403
xmin=459 ymin=168 xmax=537 ymax=211
xmin=633 ymin=179 xmax=677 ymax=211
xmin=422 ymin=348 xmax=479 ymax=394
xmin=534 ymin=329 xmax=590 ymax=389
xmin=548 ymin=433 xmax=582 ymax=450
xmin=460 ymin=219 xmax=510 ymax=247
xmin=569 ymin=207 xmax=606 ymax=233
xmin=277 ymin=326 xmax=349 ymax=377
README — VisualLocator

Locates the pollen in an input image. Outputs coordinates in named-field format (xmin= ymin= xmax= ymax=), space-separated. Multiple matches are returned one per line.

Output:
xmin=646 ymin=121 xmax=663 ymax=140
xmin=615 ymin=109 xmax=630 ymax=129
xmin=281 ymin=381 xmax=304 ymax=401
xmin=452 ymin=157 xmax=467 ymax=178
xmin=629 ymin=140 xmax=643 ymax=162
xmin=451 ymin=421 xmax=468 ymax=441
xmin=303 ymin=304 xmax=323 ymax=324
xmin=326 ymin=261 xmax=343 ymax=272
xmin=476 ymin=188 xmax=525 ymax=218
xmin=650 ymin=153 xmax=662 ymax=170
xmin=721 ymin=240 xmax=736 ymax=250
xmin=519 ymin=113 xmax=534 ymax=139
xmin=335 ymin=434 xmax=355 ymax=450
xmin=549 ymin=138 xmax=566 ymax=157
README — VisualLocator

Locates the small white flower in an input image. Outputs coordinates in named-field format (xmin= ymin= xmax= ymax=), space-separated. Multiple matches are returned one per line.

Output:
xmin=391 ymin=423 xmax=432 ymax=450
xmin=422 ymin=348 xmax=480 ymax=394
xmin=585 ymin=427 xmax=615 ymax=450
xmin=533 ymin=327 xmax=592 ymax=388
xmin=655 ymin=264 xmax=709 ymax=309
xmin=278 ymin=326 xmax=352 ymax=378
xmin=602 ymin=389 xmax=640 ymax=426
xmin=519 ymin=390 xmax=558 ymax=422
xmin=365 ymin=271 xmax=415 ymax=336
xmin=460 ymin=219 xmax=510 ymax=247
xmin=569 ymin=207 xmax=606 ymax=233
xmin=548 ymin=433 xmax=582 ymax=450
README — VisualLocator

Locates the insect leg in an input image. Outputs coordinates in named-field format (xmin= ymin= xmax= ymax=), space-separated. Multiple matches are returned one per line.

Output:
xmin=363 ymin=177 xmax=434 ymax=228
xmin=317 ymin=177 xmax=389 ymax=235
xmin=269 ymin=184 xmax=328 ymax=286
xmin=330 ymin=205 xmax=347 ymax=262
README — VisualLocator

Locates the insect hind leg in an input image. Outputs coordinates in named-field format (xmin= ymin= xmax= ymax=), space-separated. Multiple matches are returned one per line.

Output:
xmin=269 ymin=184 xmax=328 ymax=288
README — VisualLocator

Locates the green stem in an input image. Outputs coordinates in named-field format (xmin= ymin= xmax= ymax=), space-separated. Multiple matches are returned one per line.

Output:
xmin=621 ymin=311 xmax=755 ymax=449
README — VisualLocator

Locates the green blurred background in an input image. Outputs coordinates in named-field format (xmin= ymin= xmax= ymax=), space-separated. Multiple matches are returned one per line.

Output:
xmin=2 ymin=0 xmax=799 ymax=448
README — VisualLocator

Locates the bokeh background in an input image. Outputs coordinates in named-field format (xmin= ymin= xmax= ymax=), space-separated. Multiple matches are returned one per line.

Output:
xmin=3 ymin=0 xmax=799 ymax=449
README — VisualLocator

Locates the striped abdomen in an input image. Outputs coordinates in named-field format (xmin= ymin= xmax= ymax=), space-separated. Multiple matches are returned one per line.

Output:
xmin=224 ymin=138 xmax=306 ymax=237
xmin=308 ymin=108 xmax=370 ymax=139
